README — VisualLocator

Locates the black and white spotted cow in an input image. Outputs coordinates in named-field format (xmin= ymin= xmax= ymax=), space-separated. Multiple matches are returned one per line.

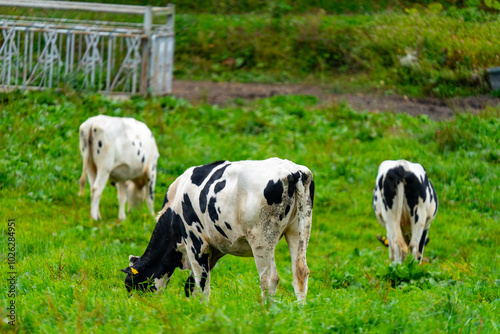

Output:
xmin=121 ymin=158 xmax=314 ymax=302
xmin=372 ymin=160 xmax=438 ymax=263
xmin=79 ymin=115 xmax=159 ymax=220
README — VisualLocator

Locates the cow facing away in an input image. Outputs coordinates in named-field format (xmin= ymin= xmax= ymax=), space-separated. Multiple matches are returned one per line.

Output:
xmin=121 ymin=158 xmax=314 ymax=302
xmin=373 ymin=160 xmax=437 ymax=263
xmin=79 ymin=115 xmax=159 ymax=220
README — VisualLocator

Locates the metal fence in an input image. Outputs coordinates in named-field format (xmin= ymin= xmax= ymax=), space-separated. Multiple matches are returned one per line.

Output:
xmin=0 ymin=0 xmax=174 ymax=96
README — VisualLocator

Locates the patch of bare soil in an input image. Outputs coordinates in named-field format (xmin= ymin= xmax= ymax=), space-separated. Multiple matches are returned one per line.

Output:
xmin=172 ymin=80 xmax=500 ymax=121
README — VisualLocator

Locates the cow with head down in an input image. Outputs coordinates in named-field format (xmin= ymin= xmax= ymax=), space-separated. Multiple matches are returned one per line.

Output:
xmin=121 ymin=158 xmax=314 ymax=302
xmin=79 ymin=115 xmax=159 ymax=220
xmin=373 ymin=160 xmax=438 ymax=263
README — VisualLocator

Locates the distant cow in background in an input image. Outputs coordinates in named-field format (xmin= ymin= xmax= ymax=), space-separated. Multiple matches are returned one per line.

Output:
xmin=79 ymin=115 xmax=159 ymax=220
xmin=121 ymin=158 xmax=314 ymax=302
xmin=373 ymin=160 xmax=438 ymax=263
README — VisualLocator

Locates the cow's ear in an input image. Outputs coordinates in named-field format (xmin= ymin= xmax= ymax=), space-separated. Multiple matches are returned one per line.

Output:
xmin=129 ymin=255 xmax=140 ymax=264
xmin=121 ymin=267 xmax=133 ymax=275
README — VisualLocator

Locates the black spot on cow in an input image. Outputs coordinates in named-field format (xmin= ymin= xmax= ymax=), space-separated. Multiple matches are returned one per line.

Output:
xmin=152 ymin=164 xmax=156 ymax=171
xmin=138 ymin=150 xmax=141 ymax=156
xmin=214 ymin=180 xmax=226 ymax=194
xmin=132 ymin=141 xmax=135 ymax=146
xmin=142 ymin=155 xmax=145 ymax=163
xmin=224 ymin=222 xmax=232 ymax=230
xmin=214 ymin=224 xmax=229 ymax=239
xmin=184 ymin=275 xmax=195 ymax=297
xmin=264 ymin=179 xmax=283 ymax=206
xmin=196 ymin=225 xmax=202 ymax=233
xmin=285 ymin=205 xmax=291 ymax=216
xmin=98 ymin=140 xmax=102 ymax=148
xmin=149 ymin=183 xmax=154 ymax=200
xmin=94 ymin=128 xmax=96 ymax=132
xmin=200 ymin=164 xmax=229 ymax=213
xmin=182 ymin=194 xmax=201 ymax=226
xmin=279 ymin=214 xmax=284 ymax=221
xmin=287 ymin=172 xmax=300 ymax=198
xmin=200 ymin=271 xmax=208 ymax=290
xmin=377 ymin=175 xmax=384 ymax=194
xmin=309 ymin=180 xmax=315 ymax=207
xmin=189 ymin=231 xmax=203 ymax=254
xmin=418 ymin=229 xmax=429 ymax=255
xmin=191 ymin=160 xmax=227 ymax=186
xmin=208 ymin=197 xmax=219 ymax=222
xmin=404 ymin=171 xmax=427 ymax=216
xmin=414 ymin=207 xmax=419 ymax=223
xmin=140 ymin=141 xmax=142 ymax=147
xmin=383 ymin=166 xmax=406 ymax=210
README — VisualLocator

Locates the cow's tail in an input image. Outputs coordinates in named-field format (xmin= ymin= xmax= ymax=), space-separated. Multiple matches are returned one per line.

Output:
xmin=384 ymin=167 xmax=405 ymax=228
xmin=293 ymin=168 xmax=314 ymax=297
xmin=79 ymin=124 xmax=94 ymax=196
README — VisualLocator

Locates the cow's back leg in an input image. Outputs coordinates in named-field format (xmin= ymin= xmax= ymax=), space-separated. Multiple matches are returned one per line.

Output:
xmin=285 ymin=221 xmax=310 ymax=303
xmin=409 ymin=208 xmax=434 ymax=262
xmin=383 ymin=183 xmax=408 ymax=262
xmin=247 ymin=225 xmax=281 ymax=302
xmin=116 ymin=181 xmax=128 ymax=221
xmin=251 ymin=243 xmax=280 ymax=301
xmin=90 ymin=169 xmax=111 ymax=220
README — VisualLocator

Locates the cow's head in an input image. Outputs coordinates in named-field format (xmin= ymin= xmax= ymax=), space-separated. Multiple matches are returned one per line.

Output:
xmin=121 ymin=254 xmax=176 ymax=292
xmin=121 ymin=207 xmax=186 ymax=293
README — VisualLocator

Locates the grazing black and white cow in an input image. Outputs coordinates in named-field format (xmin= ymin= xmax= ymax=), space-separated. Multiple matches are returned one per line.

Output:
xmin=373 ymin=160 xmax=437 ymax=263
xmin=79 ymin=115 xmax=159 ymax=220
xmin=121 ymin=158 xmax=314 ymax=302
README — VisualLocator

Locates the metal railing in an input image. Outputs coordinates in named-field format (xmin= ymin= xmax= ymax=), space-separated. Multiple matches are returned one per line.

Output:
xmin=0 ymin=0 xmax=174 ymax=96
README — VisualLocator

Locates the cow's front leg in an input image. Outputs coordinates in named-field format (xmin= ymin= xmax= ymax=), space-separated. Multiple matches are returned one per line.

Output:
xmin=185 ymin=249 xmax=211 ymax=300
xmin=184 ymin=274 xmax=195 ymax=297
xmin=116 ymin=181 xmax=127 ymax=220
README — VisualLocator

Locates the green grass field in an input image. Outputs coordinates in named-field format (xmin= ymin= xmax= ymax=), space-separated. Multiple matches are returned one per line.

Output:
xmin=0 ymin=90 xmax=499 ymax=333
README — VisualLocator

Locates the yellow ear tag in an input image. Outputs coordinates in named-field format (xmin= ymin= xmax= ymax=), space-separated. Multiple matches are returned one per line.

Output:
xmin=131 ymin=268 xmax=139 ymax=275
xmin=384 ymin=238 xmax=389 ymax=246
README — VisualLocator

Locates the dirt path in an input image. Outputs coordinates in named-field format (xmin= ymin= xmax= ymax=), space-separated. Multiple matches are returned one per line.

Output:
xmin=172 ymin=80 xmax=500 ymax=121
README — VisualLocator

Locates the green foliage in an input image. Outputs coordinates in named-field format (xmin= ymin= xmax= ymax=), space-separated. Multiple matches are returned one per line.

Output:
xmin=375 ymin=256 xmax=453 ymax=289
xmin=171 ymin=9 xmax=500 ymax=97
xmin=0 ymin=91 xmax=499 ymax=332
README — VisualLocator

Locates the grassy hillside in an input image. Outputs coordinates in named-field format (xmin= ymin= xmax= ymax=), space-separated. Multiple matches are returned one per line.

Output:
xmin=4 ymin=4 xmax=500 ymax=97
xmin=65 ymin=0 xmax=478 ymax=15
xmin=0 ymin=90 xmax=498 ymax=332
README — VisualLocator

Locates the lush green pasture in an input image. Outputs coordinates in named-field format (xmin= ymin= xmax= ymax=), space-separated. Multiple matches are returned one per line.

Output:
xmin=0 ymin=91 xmax=499 ymax=333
